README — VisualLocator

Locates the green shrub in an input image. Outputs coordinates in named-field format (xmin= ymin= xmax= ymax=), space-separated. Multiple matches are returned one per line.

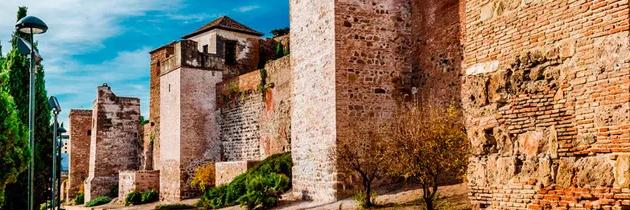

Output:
xmin=236 ymin=173 xmax=290 ymax=209
xmin=85 ymin=196 xmax=111 ymax=207
xmin=155 ymin=203 xmax=196 ymax=210
xmin=198 ymin=152 xmax=292 ymax=209
xmin=125 ymin=191 xmax=142 ymax=206
xmin=73 ymin=193 xmax=84 ymax=205
xmin=141 ymin=189 xmax=159 ymax=203
xmin=125 ymin=189 xmax=159 ymax=206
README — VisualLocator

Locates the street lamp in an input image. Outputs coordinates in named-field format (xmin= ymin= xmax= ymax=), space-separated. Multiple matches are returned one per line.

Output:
xmin=48 ymin=96 xmax=60 ymax=210
xmin=16 ymin=15 xmax=48 ymax=210
xmin=56 ymin=123 xmax=66 ymax=210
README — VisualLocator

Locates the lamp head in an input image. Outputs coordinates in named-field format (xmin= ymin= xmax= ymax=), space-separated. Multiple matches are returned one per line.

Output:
xmin=15 ymin=16 xmax=48 ymax=34
xmin=16 ymin=37 xmax=43 ymax=63
xmin=48 ymin=96 xmax=61 ymax=113
xmin=57 ymin=124 xmax=67 ymax=134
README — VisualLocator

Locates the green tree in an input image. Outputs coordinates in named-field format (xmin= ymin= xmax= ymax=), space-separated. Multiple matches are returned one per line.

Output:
xmin=2 ymin=6 xmax=53 ymax=210
xmin=0 ymin=53 xmax=29 ymax=207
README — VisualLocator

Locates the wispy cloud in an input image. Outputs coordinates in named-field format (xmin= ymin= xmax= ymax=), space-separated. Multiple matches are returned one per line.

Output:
xmin=163 ymin=13 xmax=223 ymax=24
xmin=234 ymin=5 xmax=260 ymax=13
xmin=0 ymin=0 xmax=179 ymax=125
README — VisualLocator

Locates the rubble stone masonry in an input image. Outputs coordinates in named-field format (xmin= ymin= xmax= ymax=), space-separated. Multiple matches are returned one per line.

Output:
xmin=85 ymin=85 xmax=142 ymax=202
xmin=462 ymin=0 xmax=630 ymax=209
xmin=290 ymin=0 xmax=413 ymax=201
xmin=67 ymin=109 xmax=92 ymax=201
xmin=259 ymin=56 xmax=292 ymax=158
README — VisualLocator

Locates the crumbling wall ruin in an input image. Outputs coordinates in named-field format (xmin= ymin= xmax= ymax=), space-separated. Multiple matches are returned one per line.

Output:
xmin=85 ymin=84 xmax=142 ymax=202
xmin=463 ymin=0 xmax=630 ymax=209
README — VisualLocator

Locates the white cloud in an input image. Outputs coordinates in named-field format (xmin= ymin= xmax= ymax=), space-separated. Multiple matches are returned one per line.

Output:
xmin=234 ymin=5 xmax=260 ymax=13
xmin=0 ymin=0 xmax=180 ymax=125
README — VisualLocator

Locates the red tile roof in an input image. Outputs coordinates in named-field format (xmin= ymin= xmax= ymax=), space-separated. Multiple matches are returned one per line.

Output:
xmin=182 ymin=16 xmax=263 ymax=38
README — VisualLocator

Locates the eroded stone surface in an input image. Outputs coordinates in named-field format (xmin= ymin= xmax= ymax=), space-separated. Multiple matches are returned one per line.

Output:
xmin=85 ymin=84 xmax=142 ymax=202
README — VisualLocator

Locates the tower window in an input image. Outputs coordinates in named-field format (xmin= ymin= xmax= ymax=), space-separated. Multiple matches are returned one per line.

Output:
xmin=225 ymin=41 xmax=236 ymax=65
xmin=87 ymin=130 xmax=91 ymax=136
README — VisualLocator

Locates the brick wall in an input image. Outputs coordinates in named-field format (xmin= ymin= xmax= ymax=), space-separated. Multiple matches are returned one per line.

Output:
xmin=118 ymin=170 xmax=160 ymax=200
xmin=67 ymin=109 xmax=92 ymax=201
xmin=216 ymin=56 xmax=292 ymax=161
xmin=217 ymin=70 xmax=263 ymax=161
xmin=85 ymin=84 xmax=142 ymax=202
xmin=462 ymin=0 xmax=630 ymax=209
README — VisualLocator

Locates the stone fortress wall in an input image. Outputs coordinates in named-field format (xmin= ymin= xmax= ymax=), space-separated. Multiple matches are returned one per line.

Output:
xmin=216 ymin=56 xmax=291 ymax=162
xmin=462 ymin=0 xmax=630 ymax=209
xmin=65 ymin=1 xmax=630 ymax=208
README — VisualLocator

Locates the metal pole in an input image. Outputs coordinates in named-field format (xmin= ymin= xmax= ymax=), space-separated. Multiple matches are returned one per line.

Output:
xmin=51 ymin=116 xmax=58 ymax=210
xmin=56 ymin=142 xmax=62 ymax=209
xmin=28 ymin=28 xmax=35 ymax=210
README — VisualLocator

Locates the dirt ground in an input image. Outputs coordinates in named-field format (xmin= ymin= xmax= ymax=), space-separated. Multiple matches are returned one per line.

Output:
xmin=62 ymin=183 xmax=470 ymax=210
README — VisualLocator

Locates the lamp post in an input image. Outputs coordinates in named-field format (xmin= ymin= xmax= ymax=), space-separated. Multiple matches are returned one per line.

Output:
xmin=16 ymin=15 xmax=48 ymax=210
xmin=56 ymin=124 xmax=66 ymax=210
xmin=49 ymin=96 xmax=61 ymax=210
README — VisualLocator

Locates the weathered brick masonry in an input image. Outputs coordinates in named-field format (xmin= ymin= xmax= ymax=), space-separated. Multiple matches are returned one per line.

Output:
xmin=216 ymin=56 xmax=292 ymax=162
xmin=85 ymin=84 xmax=142 ymax=201
xmin=67 ymin=109 xmax=92 ymax=201
xmin=462 ymin=0 xmax=630 ymax=209
xmin=217 ymin=70 xmax=264 ymax=161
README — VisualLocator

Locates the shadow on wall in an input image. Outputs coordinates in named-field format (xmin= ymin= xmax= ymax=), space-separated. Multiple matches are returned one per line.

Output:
xmin=401 ymin=0 xmax=464 ymax=108
xmin=410 ymin=0 xmax=465 ymax=186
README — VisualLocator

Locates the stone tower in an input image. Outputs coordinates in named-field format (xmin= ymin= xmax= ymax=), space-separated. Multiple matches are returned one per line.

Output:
xmin=158 ymin=41 xmax=224 ymax=201
xmin=66 ymin=109 xmax=92 ymax=201
xmin=84 ymin=84 xmax=142 ymax=201
xmin=290 ymin=0 xmax=414 ymax=201
xmin=158 ymin=16 xmax=262 ymax=201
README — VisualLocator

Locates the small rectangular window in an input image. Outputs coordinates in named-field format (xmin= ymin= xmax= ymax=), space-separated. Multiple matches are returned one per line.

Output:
xmin=202 ymin=45 xmax=208 ymax=54
xmin=87 ymin=130 xmax=91 ymax=136
xmin=225 ymin=41 xmax=236 ymax=65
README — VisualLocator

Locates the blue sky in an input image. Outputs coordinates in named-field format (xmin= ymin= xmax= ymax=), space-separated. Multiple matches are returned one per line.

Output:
xmin=0 ymin=0 xmax=289 ymax=126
